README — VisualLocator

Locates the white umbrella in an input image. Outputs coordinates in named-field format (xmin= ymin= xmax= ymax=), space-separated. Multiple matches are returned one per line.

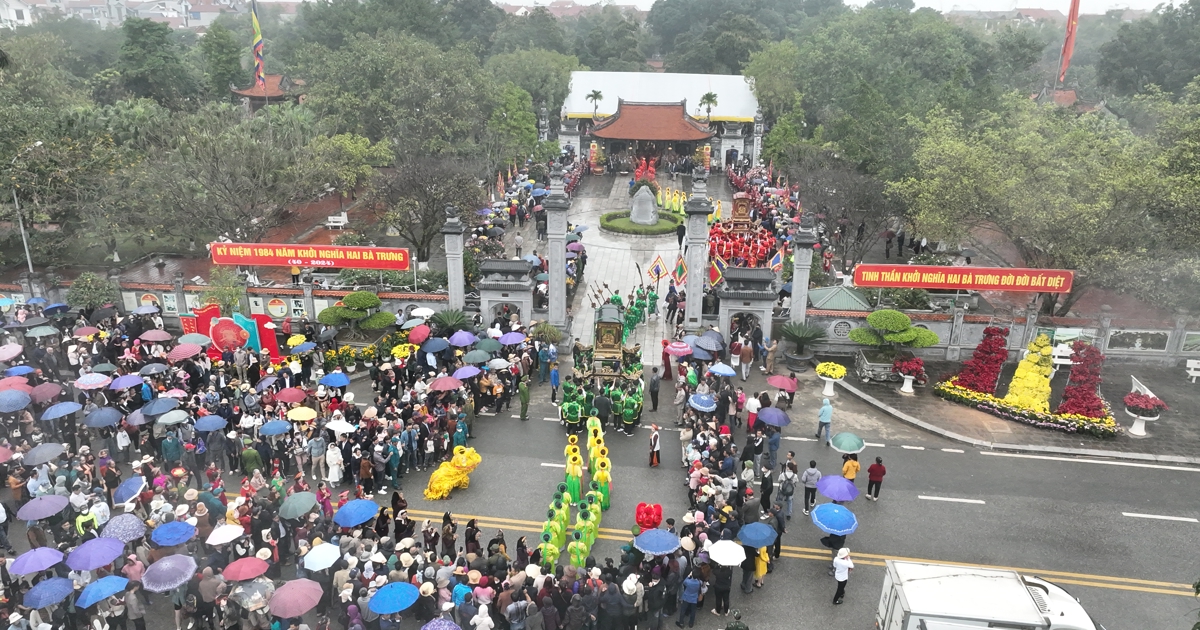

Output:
xmin=206 ymin=524 xmax=246 ymax=546
xmin=487 ymin=358 xmax=510 ymax=370
xmin=708 ymin=540 xmax=747 ymax=566
xmin=410 ymin=307 xmax=436 ymax=319
xmin=303 ymin=543 xmax=340 ymax=571
xmin=325 ymin=420 xmax=357 ymax=434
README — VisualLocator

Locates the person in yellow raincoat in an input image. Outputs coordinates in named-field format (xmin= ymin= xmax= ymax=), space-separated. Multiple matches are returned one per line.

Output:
xmin=550 ymin=497 xmax=570 ymax=542
xmin=754 ymin=546 xmax=770 ymax=587
xmin=544 ymin=511 xmax=564 ymax=550
xmin=567 ymin=531 xmax=588 ymax=567
xmin=577 ymin=506 xmax=598 ymax=547
xmin=588 ymin=435 xmax=605 ymax=472
xmin=593 ymin=457 xmax=612 ymax=511
xmin=565 ymin=454 xmax=584 ymax=503
xmin=538 ymin=532 xmax=560 ymax=566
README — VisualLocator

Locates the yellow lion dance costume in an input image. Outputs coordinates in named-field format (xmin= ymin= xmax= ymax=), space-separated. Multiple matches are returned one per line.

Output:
xmin=424 ymin=446 xmax=482 ymax=500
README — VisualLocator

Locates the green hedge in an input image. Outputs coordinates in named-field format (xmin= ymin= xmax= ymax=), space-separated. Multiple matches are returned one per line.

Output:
xmin=600 ymin=211 xmax=681 ymax=235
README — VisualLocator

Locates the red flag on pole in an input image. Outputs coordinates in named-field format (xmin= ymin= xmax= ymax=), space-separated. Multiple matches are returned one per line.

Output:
xmin=1058 ymin=0 xmax=1081 ymax=83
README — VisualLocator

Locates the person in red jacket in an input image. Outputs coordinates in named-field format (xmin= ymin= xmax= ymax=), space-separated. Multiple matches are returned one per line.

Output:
xmin=866 ymin=457 xmax=886 ymax=501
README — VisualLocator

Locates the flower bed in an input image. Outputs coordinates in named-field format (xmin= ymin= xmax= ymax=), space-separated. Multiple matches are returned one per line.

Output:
xmin=816 ymin=362 xmax=846 ymax=380
xmin=935 ymin=377 xmax=1121 ymax=437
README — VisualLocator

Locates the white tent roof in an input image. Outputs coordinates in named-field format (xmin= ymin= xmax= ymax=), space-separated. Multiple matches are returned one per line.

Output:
xmin=563 ymin=71 xmax=759 ymax=122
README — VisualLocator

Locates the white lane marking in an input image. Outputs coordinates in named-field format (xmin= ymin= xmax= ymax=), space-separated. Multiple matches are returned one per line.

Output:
xmin=783 ymin=437 xmax=815 ymax=442
xmin=980 ymin=451 xmax=1200 ymax=473
xmin=865 ymin=442 xmax=886 ymax=448
xmin=941 ymin=448 xmax=965 ymax=453
xmin=919 ymin=495 xmax=986 ymax=504
xmin=540 ymin=463 xmax=565 ymax=468
xmin=511 ymin=415 xmax=521 ymax=418
xmin=901 ymin=445 xmax=925 ymax=450
xmin=543 ymin=417 xmax=559 ymax=422
xmin=1122 ymin=512 xmax=1199 ymax=523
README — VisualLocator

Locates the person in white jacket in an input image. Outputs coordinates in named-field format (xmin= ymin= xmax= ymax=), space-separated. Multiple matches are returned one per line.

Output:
xmin=832 ymin=548 xmax=854 ymax=605
xmin=325 ymin=444 xmax=343 ymax=484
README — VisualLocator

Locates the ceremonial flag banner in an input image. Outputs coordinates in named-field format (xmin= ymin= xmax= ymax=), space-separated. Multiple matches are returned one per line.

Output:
xmin=251 ymin=0 xmax=265 ymax=89
xmin=672 ymin=255 xmax=688 ymax=284
xmin=853 ymin=264 xmax=1074 ymax=293
xmin=769 ymin=250 xmax=784 ymax=272
xmin=708 ymin=255 xmax=727 ymax=286
xmin=648 ymin=255 xmax=667 ymax=282
xmin=1059 ymin=0 xmax=1081 ymax=82
xmin=211 ymin=243 xmax=411 ymax=271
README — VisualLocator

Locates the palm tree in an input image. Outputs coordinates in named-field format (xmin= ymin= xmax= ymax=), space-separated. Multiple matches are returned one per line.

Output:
xmin=0 ymin=48 xmax=9 ymax=70
xmin=586 ymin=90 xmax=603 ymax=118
xmin=699 ymin=92 xmax=718 ymax=120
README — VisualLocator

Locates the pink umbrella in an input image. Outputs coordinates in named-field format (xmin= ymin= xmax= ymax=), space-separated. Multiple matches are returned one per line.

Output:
xmin=0 ymin=344 xmax=22 ymax=362
xmin=428 ymin=376 xmax=463 ymax=392
xmin=162 ymin=389 xmax=187 ymax=399
xmin=566 ymin=242 xmax=584 ymax=252
xmin=665 ymin=341 xmax=693 ymax=357
xmin=268 ymin=579 xmax=323 ymax=618
xmin=72 ymin=327 xmax=100 ymax=338
xmin=766 ymin=374 xmax=797 ymax=393
xmin=0 ymin=382 xmax=32 ymax=394
xmin=407 ymin=325 xmax=431 ymax=344
xmin=0 ymin=377 xmax=28 ymax=388
xmin=75 ymin=373 xmax=112 ymax=390
xmin=222 ymin=557 xmax=268 ymax=581
xmin=139 ymin=329 xmax=172 ymax=342
xmin=167 ymin=344 xmax=202 ymax=361
xmin=31 ymin=382 xmax=63 ymax=404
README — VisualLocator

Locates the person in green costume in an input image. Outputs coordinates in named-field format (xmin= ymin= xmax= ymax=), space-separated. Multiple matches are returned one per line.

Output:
xmin=585 ymin=413 xmax=603 ymax=437
xmin=550 ymin=500 xmax=569 ymax=547
xmin=621 ymin=399 xmax=637 ymax=435
xmin=647 ymin=288 xmax=659 ymax=317
xmin=609 ymin=291 xmax=623 ymax=307
xmin=585 ymin=484 xmax=604 ymax=516
xmin=562 ymin=378 xmax=577 ymax=404
xmin=543 ymin=515 xmax=563 ymax=551
xmin=584 ymin=388 xmax=595 ymax=413
xmin=593 ymin=457 xmax=612 ymax=511
xmin=538 ymin=532 xmax=560 ymax=566
xmin=576 ymin=507 xmax=598 ymax=547
xmin=567 ymin=531 xmax=588 ymax=567
xmin=565 ymin=454 xmax=584 ymax=503
xmin=562 ymin=399 xmax=581 ymax=433
xmin=518 ymin=378 xmax=530 ymax=421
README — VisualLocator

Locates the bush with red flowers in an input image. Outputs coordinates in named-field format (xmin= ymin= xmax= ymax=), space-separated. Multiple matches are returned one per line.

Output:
xmin=1123 ymin=392 xmax=1168 ymax=416
xmin=891 ymin=357 xmax=927 ymax=384
xmin=956 ymin=326 xmax=1009 ymax=394
xmin=1055 ymin=341 xmax=1107 ymax=418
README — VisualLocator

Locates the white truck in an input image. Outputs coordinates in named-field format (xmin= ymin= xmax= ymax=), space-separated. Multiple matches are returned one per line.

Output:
xmin=876 ymin=561 xmax=1105 ymax=630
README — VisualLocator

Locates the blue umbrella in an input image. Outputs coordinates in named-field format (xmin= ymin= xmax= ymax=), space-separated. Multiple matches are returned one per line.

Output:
xmin=26 ymin=297 xmax=47 ymax=305
xmin=737 ymin=522 xmax=778 ymax=548
xmin=4 ymin=365 xmax=34 ymax=376
xmin=688 ymin=393 xmax=716 ymax=413
xmin=780 ymin=282 xmax=793 ymax=293
xmin=151 ymin=520 xmax=196 ymax=546
xmin=681 ymin=334 xmax=700 ymax=348
xmin=0 ymin=389 xmax=29 ymax=412
xmin=420 ymin=338 xmax=449 ymax=353
xmin=531 ymin=188 xmax=549 ymax=197
xmin=259 ymin=420 xmax=291 ymax=436
xmin=333 ymin=499 xmax=380 ymax=527
xmin=110 ymin=374 xmax=143 ymax=390
xmin=757 ymin=407 xmax=791 ymax=427
xmin=132 ymin=305 xmax=158 ymax=315
xmin=100 ymin=513 xmax=147 ymax=543
xmin=41 ymin=401 xmax=82 ymax=421
xmin=84 ymin=407 xmax=123 ymax=428
xmin=0 ymin=299 xmax=11 ymax=307
xmin=25 ymin=577 xmax=73 ymax=609
xmin=292 ymin=341 xmax=316 ymax=353
xmin=66 ymin=537 xmax=125 ymax=571
xmin=319 ymin=372 xmax=350 ymax=388
xmin=43 ymin=303 xmax=69 ymax=315
xmin=691 ymin=347 xmax=713 ymax=361
xmin=421 ymin=620 xmax=462 ymax=630
xmin=452 ymin=366 xmax=481 ymax=379
xmin=475 ymin=208 xmax=493 ymax=215
xmin=141 ymin=397 xmax=179 ymax=415
xmin=77 ymin=576 xmax=129 ymax=609
xmin=11 ymin=547 xmax=63 ymax=575
xmin=368 ymin=582 xmax=420 ymax=614
xmin=707 ymin=363 xmax=736 ymax=378
xmin=811 ymin=503 xmax=858 ymax=536
xmin=816 ymin=476 xmax=859 ymax=502
xmin=573 ymin=225 xmax=588 ymax=232
xmin=113 ymin=476 xmax=146 ymax=505
xmin=633 ymin=529 xmax=681 ymax=555
xmin=195 ymin=416 xmax=227 ymax=432
xmin=521 ymin=254 xmax=541 ymax=264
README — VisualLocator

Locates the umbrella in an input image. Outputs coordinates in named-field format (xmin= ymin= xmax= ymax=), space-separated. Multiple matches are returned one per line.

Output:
xmin=279 ymin=492 xmax=317 ymax=520
xmin=408 ymin=325 xmax=431 ymax=344
xmin=178 ymin=333 xmax=212 ymax=346
xmin=499 ymin=331 xmax=526 ymax=345
xmin=487 ymin=358 xmax=510 ymax=370
xmin=319 ymin=372 xmax=350 ymax=388
xmin=401 ymin=318 xmax=425 ymax=330
xmin=816 ymin=476 xmax=859 ymax=502
xmin=91 ymin=363 xmax=118 ymax=373
xmin=275 ymin=388 xmax=307 ymax=403
xmin=195 ymin=415 xmax=226 ymax=432
xmin=325 ymin=419 xmax=357 ymax=434
xmin=702 ymin=329 xmax=725 ymax=343
xmin=89 ymin=307 xmax=116 ymax=323
xmin=206 ymin=524 xmax=246 ymax=546
xmin=566 ymin=242 xmax=584 ymax=252
xmin=124 ymin=409 xmax=148 ymax=427
xmin=161 ymin=388 xmax=184 ymax=399
xmin=256 ymin=376 xmax=277 ymax=391
xmin=74 ymin=373 xmax=112 ymax=390
xmin=477 ymin=207 xmax=494 ymax=215
xmin=522 ymin=254 xmax=541 ymax=264
xmin=114 ymin=476 xmax=146 ymax=505
xmin=421 ymin=338 xmax=449 ymax=353
xmin=31 ymin=382 xmax=63 ymax=403
xmin=228 ymin=578 xmax=275 ymax=610
xmin=77 ymin=576 xmax=129 ymax=609
xmin=766 ymin=374 xmax=797 ymax=392
xmin=737 ymin=522 xmax=778 ymax=548
xmin=21 ymin=317 xmax=49 ymax=327
xmin=830 ymin=432 xmax=866 ymax=454
xmin=429 ymin=376 xmax=463 ymax=392
xmin=633 ymin=529 xmax=681 ymax=555
xmin=3 ymin=365 xmax=32 ymax=377
xmin=333 ymin=499 xmax=379 ymax=527
xmin=18 ymin=495 xmax=69 ymax=521
xmin=688 ymin=393 xmax=716 ymax=413
xmin=141 ymin=397 xmax=179 ymax=415
xmin=565 ymin=252 xmax=578 ymax=259
xmin=25 ymin=577 xmax=73 ymax=609
xmin=0 ymin=344 xmax=21 ymax=362
xmin=665 ymin=341 xmax=692 ymax=357
xmin=691 ymin=347 xmax=713 ymax=361
xmin=317 ymin=328 xmax=338 ymax=343
xmin=66 ymin=537 xmax=125 ymax=571
xmin=565 ymin=233 xmax=580 ymax=242
xmin=110 ymin=374 xmax=144 ymax=390
xmin=142 ymin=555 xmax=197 ymax=593
xmin=486 ymin=227 xmax=505 ymax=237
xmin=132 ymin=305 xmax=159 ymax=315
xmin=25 ymin=326 xmax=59 ymax=338
xmin=223 ymin=557 xmax=269 ymax=581
xmin=531 ymin=189 xmax=549 ymax=198
xmin=421 ymin=621 xmax=462 ymax=630
xmin=156 ymin=409 xmax=190 ymax=426
xmin=708 ymin=540 xmax=747 ymax=566
xmin=0 ymin=382 xmax=31 ymax=394
xmin=682 ymin=334 xmax=700 ymax=347
xmin=151 ymin=521 xmax=196 ymax=546
xmin=139 ymin=363 xmax=170 ymax=376
xmin=72 ymin=327 xmax=100 ymax=339
xmin=26 ymin=297 xmax=46 ymax=305
xmin=12 ymin=547 xmax=64 ymax=575
xmin=573 ymin=225 xmax=589 ymax=232
xmin=695 ymin=336 xmax=723 ymax=352
xmin=269 ymin=579 xmax=323 ymax=618
xmin=369 ymin=582 xmax=420 ymax=614
xmin=291 ymin=341 xmax=316 ymax=353
xmin=0 ymin=376 xmax=26 ymax=387
xmin=463 ymin=349 xmax=491 ymax=364
xmin=411 ymin=307 xmax=436 ymax=318
xmin=302 ymin=543 xmax=340 ymax=571
xmin=84 ymin=407 xmax=122 ymax=428
xmin=757 ymin=407 xmax=791 ymax=427
xmin=167 ymin=344 xmax=202 ymax=361
xmin=259 ymin=420 xmax=292 ymax=436
xmin=0 ymin=298 xmax=12 ymax=306
xmin=811 ymin=503 xmax=859 ymax=536
xmin=287 ymin=407 xmax=317 ymax=422
xmin=707 ymin=363 xmax=735 ymax=377
xmin=452 ymin=366 xmax=481 ymax=379
xmin=448 ymin=330 xmax=477 ymax=347
xmin=139 ymin=329 xmax=171 ymax=341
xmin=24 ymin=442 xmax=63 ymax=466
xmin=534 ymin=273 xmax=549 ymax=281
xmin=101 ymin=514 xmax=147 ymax=542
xmin=44 ymin=303 xmax=69 ymax=315
xmin=475 ymin=339 xmax=502 ymax=353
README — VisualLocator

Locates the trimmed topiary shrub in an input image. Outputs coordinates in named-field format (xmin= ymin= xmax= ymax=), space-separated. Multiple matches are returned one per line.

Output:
xmin=600 ymin=211 xmax=681 ymax=236
xmin=849 ymin=309 xmax=940 ymax=349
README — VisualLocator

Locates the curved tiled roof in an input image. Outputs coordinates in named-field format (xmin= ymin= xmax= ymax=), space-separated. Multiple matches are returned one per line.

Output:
xmin=590 ymin=100 xmax=713 ymax=141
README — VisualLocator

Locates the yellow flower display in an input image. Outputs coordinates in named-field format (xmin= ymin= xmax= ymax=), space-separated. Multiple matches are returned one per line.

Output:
xmin=391 ymin=343 xmax=417 ymax=359
xmin=286 ymin=334 xmax=307 ymax=347
xmin=1002 ymin=334 xmax=1054 ymax=413
xmin=815 ymin=362 xmax=847 ymax=380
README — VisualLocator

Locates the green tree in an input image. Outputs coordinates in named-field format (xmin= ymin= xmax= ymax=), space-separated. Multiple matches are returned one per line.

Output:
xmin=316 ymin=290 xmax=393 ymax=337
xmin=436 ymin=0 xmax=506 ymax=52
xmin=201 ymin=266 xmax=246 ymax=316
xmin=699 ymin=92 xmax=718 ymax=119
xmin=0 ymin=33 xmax=92 ymax=110
xmin=117 ymin=18 xmax=199 ymax=107
xmin=491 ymin=8 xmax=568 ymax=54
xmin=309 ymin=133 xmax=393 ymax=202
xmin=743 ymin=39 xmax=803 ymax=122
xmin=666 ymin=13 xmax=768 ymax=74
xmin=484 ymin=49 xmax=583 ymax=115
xmin=482 ymin=82 xmax=539 ymax=167
xmin=1098 ymin=0 xmax=1200 ymax=96
xmin=572 ymin=6 xmax=647 ymax=71
xmin=365 ymin=156 xmax=487 ymax=262
xmin=586 ymin=89 xmax=603 ymax=117
xmin=66 ymin=272 xmax=120 ymax=317
xmin=199 ymin=22 xmax=245 ymax=99
xmin=12 ymin=15 xmax=125 ymax=82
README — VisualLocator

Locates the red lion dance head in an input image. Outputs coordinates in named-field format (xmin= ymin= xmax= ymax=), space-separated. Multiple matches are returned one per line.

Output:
xmin=634 ymin=502 xmax=663 ymax=533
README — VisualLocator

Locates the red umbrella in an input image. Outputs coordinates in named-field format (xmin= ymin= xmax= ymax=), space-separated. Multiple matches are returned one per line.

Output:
xmin=268 ymin=579 xmax=323 ymax=618
xmin=665 ymin=341 xmax=693 ymax=357
xmin=428 ymin=376 xmax=463 ymax=392
xmin=139 ymin=329 xmax=172 ymax=342
xmin=72 ymin=327 xmax=100 ymax=339
xmin=0 ymin=447 xmax=13 ymax=464
xmin=0 ymin=382 xmax=32 ymax=394
xmin=31 ymin=382 xmax=63 ymax=404
xmin=766 ymin=374 xmax=797 ymax=393
xmin=0 ymin=377 xmax=28 ymax=388
xmin=407 ymin=324 xmax=431 ymax=344
xmin=275 ymin=388 xmax=307 ymax=404
xmin=221 ymin=557 xmax=268 ymax=581
xmin=167 ymin=344 xmax=202 ymax=361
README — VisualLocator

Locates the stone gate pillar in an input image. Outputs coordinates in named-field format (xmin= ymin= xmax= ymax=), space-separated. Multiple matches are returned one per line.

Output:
xmin=683 ymin=175 xmax=712 ymax=328
xmin=545 ymin=166 xmax=570 ymax=329
xmin=441 ymin=207 xmax=467 ymax=311
xmin=789 ymin=215 xmax=819 ymax=325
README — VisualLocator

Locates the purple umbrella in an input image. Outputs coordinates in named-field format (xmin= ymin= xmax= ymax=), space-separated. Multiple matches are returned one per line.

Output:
xmin=66 ymin=537 xmax=125 ymax=571
xmin=448 ymin=330 xmax=478 ymax=347
xmin=17 ymin=495 xmax=69 ymax=521
xmin=566 ymin=242 xmax=584 ymax=252
xmin=498 ymin=331 xmax=526 ymax=345
xmin=452 ymin=366 xmax=481 ymax=379
xmin=816 ymin=476 xmax=859 ymax=502
xmin=11 ymin=547 xmax=63 ymax=575
xmin=109 ymin=374 xmax=144 ymax=390
xmin=757 ymin=407 xmax=791 ymax=427
xmin=101 ymin=513 xmax=147 ymax=543
xmin=142 ymin=554 xmax=197 ymax=593
xmin=421 ymin=620 xmax=463 ymax=630
xmin=125 ymin=408 xmax=148 ymax=426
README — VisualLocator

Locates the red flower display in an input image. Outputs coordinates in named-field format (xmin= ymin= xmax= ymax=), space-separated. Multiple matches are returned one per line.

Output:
xmin=891 ymin=357 xmax=927 ymax=384
xmin=1123 ymin=392 xmax=1168 ymax=415
xmin=956 ymin=326 xmax=1009 ymax=394
xmin=1055 ymin=341 xmax=1107 ymax=418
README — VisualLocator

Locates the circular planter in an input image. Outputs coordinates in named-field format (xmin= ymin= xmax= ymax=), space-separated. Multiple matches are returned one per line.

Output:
xmin=783 ymin=350 xmax=813 ymax=372
xmin=363 ymin=362 xmax=374 ymax=369
xmin=1124 ymin=407 xmax=1159 ymax=438
xmin=899 ymin=374 xmax=916 ymax=394
xmin=819 ymin=376 xmax=841 ymax=397
xmin=344 ymin=364 xmax=357 ymax=374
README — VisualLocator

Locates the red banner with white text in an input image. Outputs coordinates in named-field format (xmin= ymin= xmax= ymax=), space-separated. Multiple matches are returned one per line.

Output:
xmin=210 ymin=242 xmax=410 ymax=271
xmin=853 ymin=264 xmax=1073 ymax=293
